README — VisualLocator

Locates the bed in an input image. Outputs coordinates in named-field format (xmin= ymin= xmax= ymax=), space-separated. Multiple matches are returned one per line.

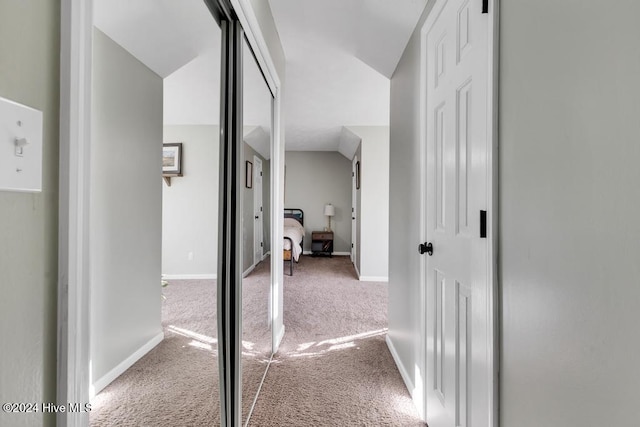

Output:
xmin=284 ymin=208 xmax=304 ymax=276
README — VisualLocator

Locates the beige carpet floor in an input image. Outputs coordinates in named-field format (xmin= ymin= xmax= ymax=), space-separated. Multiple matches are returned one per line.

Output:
xmin=249 ymin=255 xmax=424 ymax=426
xmin=89 ymin=256 xmax=423 ymax=426
xmin=89 ymin=278 xmax=221 ymax=427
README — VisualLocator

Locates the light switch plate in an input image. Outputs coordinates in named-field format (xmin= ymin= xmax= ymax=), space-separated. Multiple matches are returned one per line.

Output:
xmin=0 ymin=96 xmax=43 ymax=192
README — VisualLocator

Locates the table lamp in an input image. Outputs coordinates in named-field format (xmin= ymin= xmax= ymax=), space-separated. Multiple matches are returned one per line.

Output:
xmin=324 ymin=204 xmax=335 ymax=231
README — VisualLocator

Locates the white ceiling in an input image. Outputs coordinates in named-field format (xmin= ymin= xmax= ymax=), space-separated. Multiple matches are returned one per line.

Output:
xmin=268 ymin=0 xmax=427 ymax=151
xmin=94 ymin=0 xmax=427 ymax=153
xmin=95 ymin=0 xmax=273 ymax=158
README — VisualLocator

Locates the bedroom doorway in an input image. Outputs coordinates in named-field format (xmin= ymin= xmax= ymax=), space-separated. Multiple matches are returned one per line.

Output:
xmin=253 ymin=155 xmax=264 ymax=266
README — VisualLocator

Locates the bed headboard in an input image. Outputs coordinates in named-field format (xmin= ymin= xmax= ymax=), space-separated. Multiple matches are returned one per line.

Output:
xmin=284 ymin=208 xmax=304 ymax=226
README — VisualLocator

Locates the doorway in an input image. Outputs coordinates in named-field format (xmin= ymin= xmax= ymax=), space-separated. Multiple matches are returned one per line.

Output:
xmin=351 ymin=155 xmax=358 ymax=265
xmin=253 ymin=155 xmax=264 ymax=266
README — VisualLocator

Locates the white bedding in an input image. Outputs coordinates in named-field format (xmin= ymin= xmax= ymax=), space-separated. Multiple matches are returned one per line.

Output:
xmin=284 ymin=217 xmax=304 ymax=261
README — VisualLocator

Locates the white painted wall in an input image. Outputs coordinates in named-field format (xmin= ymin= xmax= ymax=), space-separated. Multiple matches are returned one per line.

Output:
xmin=248 ymin=0 xmax=286 ymax=80
xmin=162 ymin=125 xmax=219 ymax=278
xmin=285 ymin=151 xmax=352 ymax=253
xmin=90 ymin=29 xmax=163 ymax=391
xmin=0 ymin=2 xmax=59 ymax=425
xmin=499 ymin=2 xmax=640 ymax=425
xmin=347 ymin=126 xmax=389 ymax=281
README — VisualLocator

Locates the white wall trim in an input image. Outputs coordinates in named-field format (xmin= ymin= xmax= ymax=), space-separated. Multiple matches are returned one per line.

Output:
xmin=91 ymin=332 xmax=164 ymax=398
xmin=58 ymin=1 xmax=93 ymax=426
xmin=386 ymin=335 xmax=415 ymax=398
xmin=243 ymin=264 xmax=256 ymax=278
xmin=162 ymin=274 xmax=217 ymax=280
xmin=354 ymin=263 xmax=361 ymax=279
xmin=359 ymin=276 xmax=388 ymax=282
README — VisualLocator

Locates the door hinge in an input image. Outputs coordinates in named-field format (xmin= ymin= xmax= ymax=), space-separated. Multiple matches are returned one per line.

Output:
xmin=261 ymin=242 xmax=263 ymax=247
xmin=260 ymin=206 xmax=263 ymax=212
xmin=482 ymin=0 xmax=488 ymax=13
xmin=480 ymin=210 xmax=487 ymax=238
xmin=352 ymin=243 xmax=354 ymax=248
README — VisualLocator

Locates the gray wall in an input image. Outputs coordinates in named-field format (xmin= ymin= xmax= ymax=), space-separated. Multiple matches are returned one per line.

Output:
xmin=285 ymin=151 xmax=352 ymax=253
xmin=0 ymin=1 xmax=59 ymax=426
xmin=162 ymin=125 xmax=219 ymax=277
xmin=388 ymin=2 xmax=432 ymax=390
xmin=500 ymin=2 xmax=640 ymax=425
xmin=389 ymin=1 xmax=640 ymax=425
xmin=243 ymin=142 xmax=271 ymax=273
xmin=90 ymin=29 xmax=163 ymax=386
xmin=347 ymin=126 xmax=389 ymax=280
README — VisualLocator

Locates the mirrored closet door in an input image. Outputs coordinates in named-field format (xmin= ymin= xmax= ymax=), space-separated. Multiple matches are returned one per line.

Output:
xmin=88 ymin=1 xmax=223 ymax=426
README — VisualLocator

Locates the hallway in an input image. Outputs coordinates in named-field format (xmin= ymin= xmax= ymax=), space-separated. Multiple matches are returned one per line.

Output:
xmin=87 ymin=256 xmax=420 ymax=426
xmin=250 ymin=256 xmax=422 ymax=426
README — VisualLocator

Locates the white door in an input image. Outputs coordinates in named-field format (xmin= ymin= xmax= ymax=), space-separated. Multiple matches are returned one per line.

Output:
xmin=351 ymin=156 xmax=358 ymax=264
xmin=424 ymin=0 xmax=490 ymax=426
xmin=253 ymin=156 xmax=263 ymax=265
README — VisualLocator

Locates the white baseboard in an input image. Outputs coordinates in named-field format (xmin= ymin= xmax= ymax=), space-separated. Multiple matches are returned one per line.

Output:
xmin=91 ymin=331 xmax=164 ymax=397
xmin=162 ymin=274 xmax=216 ymax=280
xmin=359 ymin=275 xmax=389 ymax=282
xmin=302 ymin=251 xmax=351 ymax=256
xmin=274 ymin=325 xmax=285 ymax=352
xmin=385 ymin=335 xmax=415 ymax=398
xmin=243 ymin=264 xmax=256 ymax=277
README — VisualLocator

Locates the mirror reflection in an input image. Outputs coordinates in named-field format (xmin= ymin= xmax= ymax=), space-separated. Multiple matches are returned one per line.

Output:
xmin=88 ymin=0 xmax=221 ymax=425
xmin=241 ymin=37 xmax=274 ymax=423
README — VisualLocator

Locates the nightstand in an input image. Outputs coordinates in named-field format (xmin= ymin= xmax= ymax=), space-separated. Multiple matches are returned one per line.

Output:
xmin=311 ymin=231 xmax=333 ymax=257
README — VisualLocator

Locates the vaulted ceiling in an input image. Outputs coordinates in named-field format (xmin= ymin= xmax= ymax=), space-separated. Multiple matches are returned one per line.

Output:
xmin=268 ymin=0 xmax=427 ymax=152
xmin=94 ymin=0 xmax=428 ymax=153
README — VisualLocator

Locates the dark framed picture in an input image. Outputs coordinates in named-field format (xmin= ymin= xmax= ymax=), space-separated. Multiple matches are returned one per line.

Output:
xmin=163 ymin=143 xmax=183 ymax=176
xmin=356 ymin=160 xmax=361 ymax=190
xmin=246 ymin=161 xmax=253 ymax=188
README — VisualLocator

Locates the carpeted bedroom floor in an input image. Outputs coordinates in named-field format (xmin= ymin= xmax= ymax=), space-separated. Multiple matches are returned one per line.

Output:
xmin=89 ymin=256 xmax=423 ymax=426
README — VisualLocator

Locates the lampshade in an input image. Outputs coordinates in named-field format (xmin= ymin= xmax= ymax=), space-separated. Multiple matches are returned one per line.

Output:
xmin=323 ymin=204 xmax=335 ymax=217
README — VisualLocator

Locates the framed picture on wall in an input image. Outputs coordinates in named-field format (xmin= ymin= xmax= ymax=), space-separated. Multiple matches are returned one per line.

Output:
xmin=246 ymin=161 xmax=253 ymax=188
xmin=163 ymin=143 xmax=183 ymax=176
xmin=356 ymin=160 xmax=361 ymax=189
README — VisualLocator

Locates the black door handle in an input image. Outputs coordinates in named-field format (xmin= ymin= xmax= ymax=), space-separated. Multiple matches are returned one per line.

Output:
xmin=418 ymin=242 xmax=433 ymax=256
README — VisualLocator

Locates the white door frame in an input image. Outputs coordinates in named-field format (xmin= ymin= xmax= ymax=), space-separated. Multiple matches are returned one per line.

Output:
xmin=351 ymin=155 xmax=358 ymax=265
xmin=417 ymin=0 xmax=499 ymax=424
xmin=57 ymin=1 xmax=285 ymax=425
xmin=253 ymin=155 xmax=263 ymax=266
